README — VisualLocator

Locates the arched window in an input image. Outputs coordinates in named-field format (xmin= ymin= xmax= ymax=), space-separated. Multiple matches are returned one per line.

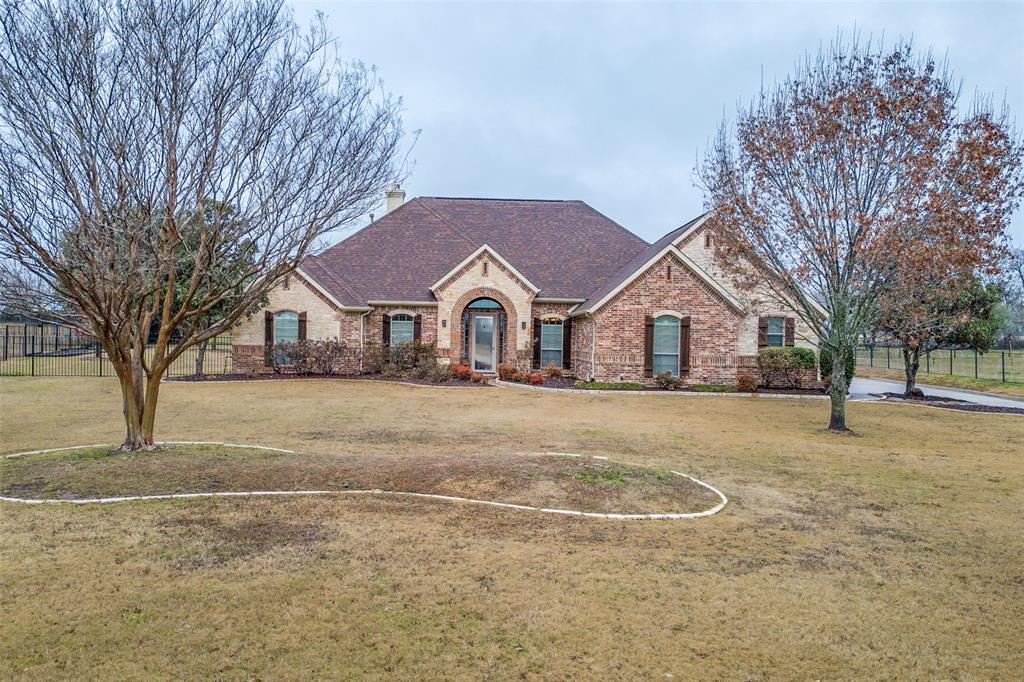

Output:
xmin=274 ymin=311 xmax=299 ymax=345
xmin=467 ymin=297 xmax=502 ymax=309
xmin=652 ymin=315 xmax=680 ymax=376
xmin=390 ymin=313 xmax=415 ymax=345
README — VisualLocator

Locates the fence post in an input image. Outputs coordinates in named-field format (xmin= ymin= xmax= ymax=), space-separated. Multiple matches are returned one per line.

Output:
xmin=926 ymin=349 xmax=930 ymax=374
xmin=98 ymin=339 xmax=103 ymax=377
xmin=975 ymin=352 xmax=978 ymax=379
xmin=2 ymin=326 xmax=6 ymax=362
xmin=1002 ymin=352 xmax=1006 ymax=383
xmin=31 ymin=335 xmax=35 ymax=376
xmin=949 ymin=351 xmax=953 ymax=376
xmin=886 ymin=346 xmax=890 ymax=369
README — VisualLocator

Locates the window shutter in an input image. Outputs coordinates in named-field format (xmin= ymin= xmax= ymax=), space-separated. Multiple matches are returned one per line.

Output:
xmin=643 ymin=316 xmax=654 ymax=377
xmin=263 ymin=311 xmax=274 ymax=367
xmin=413 ymin=314 xmax=422 ymax=342
xmin=679 ymin=316 xmax=691 ymax=370
xmin=298 ymin=312 xmax=307 ymax=341
xmin=532 ymin=318 xmax=541 ymax=369
xmin=382 ymin=313 xmax=391 ymax=347
xmin=757 ymin=316 xmax=768 ymax=349
xmin=784 ymin=317 xmax=795 ymax=346
xmin=562 ymin=317 xmax=573 ymax=370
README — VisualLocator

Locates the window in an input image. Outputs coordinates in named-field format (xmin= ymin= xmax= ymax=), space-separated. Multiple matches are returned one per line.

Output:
xmin=653 ymin=315 xmax=680 ymax=376
xmin=468 ymin=297 xmax=502 ymax=309
xmin=540 ymin=319 xmax=563 ymax=368
xmin=766 ymin=316 xmax=785 ymax=347
xmin=273 ymin=311 xmax=299 ymax=364
xmin=390 ymin=313 xmax=414 ymax=345
xmin=704 ymin=233 xmax=712 ymax=248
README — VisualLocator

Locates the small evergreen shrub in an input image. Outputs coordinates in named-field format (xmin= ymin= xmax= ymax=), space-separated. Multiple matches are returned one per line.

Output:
xmin=574 ymin=381 xmax=646 ymax=391
xmin=757 ymin=347 xmax=817 ymax=388
xmin=819 ymin=346 xmax=856 ymax=384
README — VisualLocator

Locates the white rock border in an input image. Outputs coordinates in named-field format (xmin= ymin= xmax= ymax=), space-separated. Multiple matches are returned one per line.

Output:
xmin=0 ymin=444 xmax=728 ymax=521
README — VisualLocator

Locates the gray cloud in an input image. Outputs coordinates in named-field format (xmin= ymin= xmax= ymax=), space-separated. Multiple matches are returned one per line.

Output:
xmin=295 ymin=1 xmax=1024 ymax=245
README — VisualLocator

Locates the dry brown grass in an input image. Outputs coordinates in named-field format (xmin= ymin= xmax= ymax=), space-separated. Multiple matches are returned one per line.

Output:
xmin=1 ymin=377 xmax=1023 ymax=679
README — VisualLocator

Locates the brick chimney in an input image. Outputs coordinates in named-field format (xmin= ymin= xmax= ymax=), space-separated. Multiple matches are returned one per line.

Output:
xmin=385 ymin=183 xmax=405 ymax=213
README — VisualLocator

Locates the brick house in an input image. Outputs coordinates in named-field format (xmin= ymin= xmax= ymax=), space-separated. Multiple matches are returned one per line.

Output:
xmin=232 ymin=186 xmax=817 ymax=384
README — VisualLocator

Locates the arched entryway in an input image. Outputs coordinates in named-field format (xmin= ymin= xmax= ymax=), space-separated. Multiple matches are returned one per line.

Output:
xmin=461 ymin=296 xmax=505 ymax=372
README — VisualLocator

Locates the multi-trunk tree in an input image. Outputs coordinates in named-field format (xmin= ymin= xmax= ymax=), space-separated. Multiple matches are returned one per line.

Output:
xmin=0 ymin=0 xmax=404 ymax=449
xmin=699 ymin=37 xmax=1023 ymax=431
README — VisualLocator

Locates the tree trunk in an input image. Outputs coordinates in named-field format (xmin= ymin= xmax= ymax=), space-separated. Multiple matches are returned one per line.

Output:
xmin=194 ymin=338 xmax=209 ymax=376
xmin=112 ymin=353 xmax=157 ymax=451
xmin=902 ymin=346 xmax=921 ymax=395
xmin=828 ymin=348 xmax=849 ymax=432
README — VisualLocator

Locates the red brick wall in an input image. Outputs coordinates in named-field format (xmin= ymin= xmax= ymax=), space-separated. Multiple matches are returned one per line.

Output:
xmin=589 ymin=254 xmax=745 ymax=385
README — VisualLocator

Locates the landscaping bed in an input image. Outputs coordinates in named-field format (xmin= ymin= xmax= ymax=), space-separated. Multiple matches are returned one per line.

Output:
xmin=164 ymin=373 xmax=489 ymax=387
xmin=876 ymin=392 xmax=1024 ymax=415
xmin=0 ymin=444 xmax=720 ymax=515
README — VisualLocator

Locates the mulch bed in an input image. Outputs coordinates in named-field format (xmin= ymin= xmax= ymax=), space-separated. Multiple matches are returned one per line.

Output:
xmin=876 ymin=392 xmax=1024 ymax=415
xmin=165 ymin=373 xmax=489 ymax=387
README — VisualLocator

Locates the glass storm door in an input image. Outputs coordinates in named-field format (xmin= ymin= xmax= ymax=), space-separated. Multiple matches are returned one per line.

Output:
xmin=472 ymin=314 xmax=496 ymax=372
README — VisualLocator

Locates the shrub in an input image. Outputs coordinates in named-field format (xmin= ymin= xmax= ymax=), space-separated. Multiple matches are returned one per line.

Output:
xmin=450 ymin=363 xmax=473 ymax=380
xmin=819 ymin=346 xmax=856 ymax=385
xmin=497 ymin=364 xmax=518 ymax=381
xmin=360 ymin=342 xmax=389 ymax=374
xmin=528 ymin=372 xmax=545 ymax=385
xmin=655 ymin=371 xmax=685 ymax=390
xmin=273 ymin=339 xmax=352 ymax=375
xmin=470 ymin=371 xmax=486 ymax=383
xmin=542 ymin=362 xmax=564 ymax=378
xmin=757 ymin=347 xmax=817 ymax=388
xmin=736 ymin=373 xmax=758 ymax=392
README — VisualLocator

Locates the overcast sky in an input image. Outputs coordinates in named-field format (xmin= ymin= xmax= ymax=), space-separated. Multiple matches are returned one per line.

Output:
xmin=293 ymin=1 xmax=1024 ymax=246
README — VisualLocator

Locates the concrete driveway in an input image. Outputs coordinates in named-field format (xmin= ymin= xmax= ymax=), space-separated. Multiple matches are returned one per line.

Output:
xmin=849 ymin=377 xmax=1024 ymax=409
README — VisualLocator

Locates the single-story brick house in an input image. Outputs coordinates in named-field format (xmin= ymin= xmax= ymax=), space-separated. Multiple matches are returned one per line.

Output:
xmin=232 ymin=186 xmax=817 ymax=384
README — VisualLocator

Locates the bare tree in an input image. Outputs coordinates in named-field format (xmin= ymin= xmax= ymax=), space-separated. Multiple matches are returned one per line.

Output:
xmin=699 ymin=37 xmax=1023 ymax=431
xmin=0 ymin=0 xmax=404 ymax=449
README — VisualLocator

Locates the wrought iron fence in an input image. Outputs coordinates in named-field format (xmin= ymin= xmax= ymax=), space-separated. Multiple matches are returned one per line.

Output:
xmin=856 ymin=345 xmax=1024 ymax=384
xmin=0 ymin=332 xmax=234 ymax=377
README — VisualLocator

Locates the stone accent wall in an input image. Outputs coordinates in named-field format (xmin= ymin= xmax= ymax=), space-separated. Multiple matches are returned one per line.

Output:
xmin=231 ymin=273 xmax=370 ymax=375
xmin=589 ymin=253 xmax=744 ymax=385
xmin=434 ymin=251 xmax=535 ymax=362
xmin=569 ymin=315 xmax=596 ymax=380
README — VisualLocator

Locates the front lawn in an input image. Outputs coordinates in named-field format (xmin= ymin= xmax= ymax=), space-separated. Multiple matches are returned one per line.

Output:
xmin=1 ymin=377 xmax=1022 ymax=679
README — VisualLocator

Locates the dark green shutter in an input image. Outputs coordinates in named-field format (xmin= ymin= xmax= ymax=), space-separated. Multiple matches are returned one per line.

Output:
xmin=784 ymin=317 xmax=795 ymax=346
xmin=532 ymin=318 xmax=541 ymax=369
xmin=298 ymin=312 xmax=307 ymax=341
xmin=757 ymin=317 xmax=768 ymax=349
xmin=382 ymin=314 xmax=391 ymax=347
xmin=413 ymin=314 xmax=422 ymax=342
xmin=264 ymin=311 xmax=274 ymax=367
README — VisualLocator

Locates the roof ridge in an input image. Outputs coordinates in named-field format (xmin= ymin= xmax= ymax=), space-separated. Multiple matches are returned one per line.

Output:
xmin=419 ymin=196 xmax=581 ymax=203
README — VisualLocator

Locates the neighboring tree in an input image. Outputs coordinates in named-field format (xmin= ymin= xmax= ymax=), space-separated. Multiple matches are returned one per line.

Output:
xmin=171 ymin=202 xmax=268 ymax=376
xmin=0 ymin=0 xmax=404 ymax=449
xmin=1002 ymin=247 xmax=1024 ymax=349
xmin=879 ymin=275 xmax=1004 ymax=395
xmin=699 ymin=37 xmax=1023 ymax=431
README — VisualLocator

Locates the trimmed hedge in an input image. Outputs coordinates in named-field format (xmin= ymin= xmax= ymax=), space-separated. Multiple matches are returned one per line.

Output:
xmin=574 ymin=381 xmax=646 ymax=391
xmin=757 ymin=346 xmax=817 ymax=389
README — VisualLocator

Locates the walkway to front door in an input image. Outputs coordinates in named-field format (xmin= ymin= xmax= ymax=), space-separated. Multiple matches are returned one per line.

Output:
xmin=472 ymin=314 xmax=496 ymax=373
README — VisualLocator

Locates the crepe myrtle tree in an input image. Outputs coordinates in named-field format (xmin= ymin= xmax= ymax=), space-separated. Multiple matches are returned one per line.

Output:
xmin=0 ymin=0 xmax=404 ymax=449
xmin=699 ymin=36 xmax=1023 ymax=432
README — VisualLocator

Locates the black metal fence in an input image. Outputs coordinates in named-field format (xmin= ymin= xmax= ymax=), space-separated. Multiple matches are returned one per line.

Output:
xmin=856 ymin=345 xmax=1024 ymax=384
xmin=0 ymin=333 xmax=234 ymax=377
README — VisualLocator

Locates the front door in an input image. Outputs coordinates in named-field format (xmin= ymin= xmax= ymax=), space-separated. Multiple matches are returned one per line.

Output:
xmin=471 ymin=314 xmax=496 ymax=373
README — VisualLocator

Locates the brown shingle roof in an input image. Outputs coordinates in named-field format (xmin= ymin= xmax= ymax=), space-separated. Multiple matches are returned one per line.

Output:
xmin=302 ymin=197 xmax=650 ymax=305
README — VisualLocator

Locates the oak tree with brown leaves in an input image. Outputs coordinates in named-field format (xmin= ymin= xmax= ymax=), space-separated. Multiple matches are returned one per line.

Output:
xmin=0 ymin=0 xmax=404 ymax=449
xmin=700 ymin=38 xmax=1023 ymax=432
